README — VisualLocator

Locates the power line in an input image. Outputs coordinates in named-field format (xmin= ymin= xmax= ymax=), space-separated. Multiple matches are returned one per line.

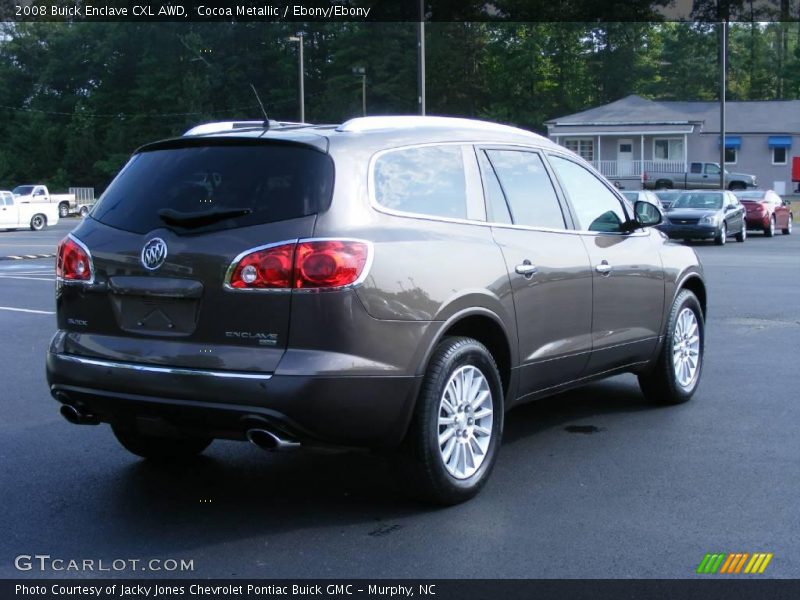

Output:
xmin=0 ymin=104 xmax=264 ymax=119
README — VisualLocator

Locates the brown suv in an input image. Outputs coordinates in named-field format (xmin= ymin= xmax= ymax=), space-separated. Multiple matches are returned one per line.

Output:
xmin=47 ymin=116 xmax=707 ymax=504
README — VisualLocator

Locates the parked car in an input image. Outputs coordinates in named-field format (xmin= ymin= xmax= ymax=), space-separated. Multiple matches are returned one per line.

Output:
xmin=1 ymin=189 xmax=59 ymax=231
xmin=643 ymin=162 xmax=757 ymax=191
xmin=621 ymin=190 xmax=664 ymax=208
xmin=12 ymin=184 xmax=95 ymax=218
xmin=47 ymin=116 xmax=707 ymax=505
xmin=659 ymin=190 xmax=747 ymax=245
xmin=733 ymin=189 xmax=793 ymax=237
xmin=653 ymin=189 xmax=683 ymax=210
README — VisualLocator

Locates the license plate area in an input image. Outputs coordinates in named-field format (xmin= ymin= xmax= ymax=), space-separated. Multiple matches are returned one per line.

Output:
xmin=110 ymin=295 xmax=200 ymax=336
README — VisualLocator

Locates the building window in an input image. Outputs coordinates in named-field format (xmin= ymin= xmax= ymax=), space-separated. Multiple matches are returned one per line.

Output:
xmin=653 ymin=138 xmax=684 ymax=161
xmin=772 ymin=146 xmax=787 ymax=165
xmin=563 ymin=138 xmax=594 ymax=162
xmin=724 ymin=147 xmax=737 ymax=164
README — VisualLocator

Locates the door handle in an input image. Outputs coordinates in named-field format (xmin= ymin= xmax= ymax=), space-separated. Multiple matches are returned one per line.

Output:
xmin=515 ymin=262 xmax=538 ymax=277
xmin=595 ymin=261 xmax=612 ymax=275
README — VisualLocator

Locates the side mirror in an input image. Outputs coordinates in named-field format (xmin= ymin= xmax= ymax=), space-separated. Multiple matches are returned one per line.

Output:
xmin=633 ymin=200 xmax=662 ymax=228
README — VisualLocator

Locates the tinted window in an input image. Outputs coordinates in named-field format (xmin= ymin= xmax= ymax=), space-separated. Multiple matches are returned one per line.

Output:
xmin=374 ymin=145 xmax=467 ymax=219
xmin=477 ymin=151 xmax=511 ymax=224
xmin=548 ymin=155 xmax=626 ymax=232
xmin=486 ymin=150 xmax=565 ymax=229
xmin=92 ymin=142 xmax=335 ymax=235
xmin=12 ymin=185 xmax=34 ymax=196
xmin=690 ymin=163 xmax=702 ymax=174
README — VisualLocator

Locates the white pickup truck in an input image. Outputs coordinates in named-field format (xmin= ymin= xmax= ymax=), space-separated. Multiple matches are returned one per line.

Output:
xmin=0 ymin=190 xmax=60 ymax=231
xmin=11 ymin=184 xmax=95 ymax=218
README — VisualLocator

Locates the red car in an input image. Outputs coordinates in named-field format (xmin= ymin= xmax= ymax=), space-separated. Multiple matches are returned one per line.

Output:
xmin=734 ymin=190 xmax=793 ymax=237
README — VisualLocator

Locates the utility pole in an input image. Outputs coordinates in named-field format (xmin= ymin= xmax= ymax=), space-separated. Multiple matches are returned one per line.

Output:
xmin=288 ymin=33 xmax=305 ymax=122
xmin=353 ymin=67 xmax=366 ymax=116
xmin=719 ymin=20 xmax=727 ymax=190
xmin=417 ymin=0 xmax=426 ymax=115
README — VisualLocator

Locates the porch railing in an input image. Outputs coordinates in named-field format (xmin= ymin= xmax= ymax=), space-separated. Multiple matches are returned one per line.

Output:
xmin=591 ymin=160 xmax=686 ymax=178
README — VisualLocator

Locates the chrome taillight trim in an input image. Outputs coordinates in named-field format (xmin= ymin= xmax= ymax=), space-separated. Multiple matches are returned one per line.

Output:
xmin=56 ymin=233 xmax=96 ymax=285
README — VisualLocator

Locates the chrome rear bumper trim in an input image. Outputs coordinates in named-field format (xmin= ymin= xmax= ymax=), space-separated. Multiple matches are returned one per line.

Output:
xmin=56 ymin=354 xmax=273 ymax=381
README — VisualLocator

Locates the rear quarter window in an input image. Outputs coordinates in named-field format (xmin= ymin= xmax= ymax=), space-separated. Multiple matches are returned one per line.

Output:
xmin=91 ymin=142 xmax=334 ymax=235
xmin=373 ymin=145 xmax=468 ymax=219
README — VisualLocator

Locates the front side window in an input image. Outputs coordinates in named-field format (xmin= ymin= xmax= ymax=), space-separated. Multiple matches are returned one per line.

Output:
xmin=374 ymin=145 xmax=468 ymax=219
xmin=654 ymin=138 xmax=684 ymax=161
xmin=563 ymin=138 xmax=595 ymax=162
xmin=773 ymin=147 xmax=787 ymax=165
xmin=705 ymin=163 xmax=721 ymax=175
xmin=548 ymin=155 xmax=627 ymax=233
xmin=485 ymin=150 xmax=565 ymax=229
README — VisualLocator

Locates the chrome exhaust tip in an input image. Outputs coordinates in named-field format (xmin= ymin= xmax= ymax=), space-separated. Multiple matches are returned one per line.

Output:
xmin=60 ymin=404 xmax=100 ymax=426
xmin=246 ymin=428 xmax=300 ymax=452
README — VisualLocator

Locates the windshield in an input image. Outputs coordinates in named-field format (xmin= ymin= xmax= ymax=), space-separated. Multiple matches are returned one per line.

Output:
xmin=92 ymin=142 xmax=335 ymax=235
xmin=12 ymin=186 xmax=34 ymax=196
xmin=672 ymin=193 xmax=723 ymax=210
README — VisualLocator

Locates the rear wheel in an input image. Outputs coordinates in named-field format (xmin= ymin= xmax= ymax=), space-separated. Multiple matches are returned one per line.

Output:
xmin=79 ymin=206 xmax=89 ymax=217
xmin=400 ymin=336 xmax=504 ymax=505
xmin=735 ymin=223 xmax=747 ymax=242
xmin=29 ymin=214 xmax=46 ymax=231
xmin=728 ymin=182 xmax=746 ymax=191
xmin=111 ymin=423 xmax=212 ymax=460
xmin=639 ymin=289 xmax=704 ymax=405
xmin=782 ymin=217 xmax=792 ymax=235
xmin=58 ymin=202 xmax=69 ymax=218
xmin=715 ymin=222 xmax=727 ymax=245
xmin=764 ymin=215 xmax=775 ymax=237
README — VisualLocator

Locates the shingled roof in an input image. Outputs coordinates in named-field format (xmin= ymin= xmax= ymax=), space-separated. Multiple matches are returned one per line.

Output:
xmin=547 ymin=95 xmax=800 ymax=134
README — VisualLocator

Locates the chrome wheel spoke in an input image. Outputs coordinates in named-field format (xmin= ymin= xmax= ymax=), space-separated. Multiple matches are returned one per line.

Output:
xmin=672 ymin=307 xmax=701 ymax=388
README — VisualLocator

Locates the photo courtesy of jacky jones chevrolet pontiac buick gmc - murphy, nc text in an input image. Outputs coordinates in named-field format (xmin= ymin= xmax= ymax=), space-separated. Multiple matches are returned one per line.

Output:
xmin=48 ymin=116 xmax=706 ymax=504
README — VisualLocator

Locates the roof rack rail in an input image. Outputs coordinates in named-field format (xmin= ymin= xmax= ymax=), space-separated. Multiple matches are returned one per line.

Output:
xmin=335 ymin=115 xmax=533 ymax=136
xmin=183 ymin=120 xmax=311 ymax=136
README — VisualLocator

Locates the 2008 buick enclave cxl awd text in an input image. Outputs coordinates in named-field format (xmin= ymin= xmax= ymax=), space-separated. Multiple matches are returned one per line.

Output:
xmin=47 ymin=116 xmax=707 ymax=504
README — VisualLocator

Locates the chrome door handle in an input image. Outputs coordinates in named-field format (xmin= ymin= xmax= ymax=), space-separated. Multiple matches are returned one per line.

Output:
xmin=515 ymin=262 xmax=538 ymax=277
xmin=595 ymin=261 xmax=612 ymax=275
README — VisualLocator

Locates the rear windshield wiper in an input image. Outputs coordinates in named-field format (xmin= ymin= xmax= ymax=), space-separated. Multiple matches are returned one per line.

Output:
xmin=157 ymin=207 xmax=252 ymax=228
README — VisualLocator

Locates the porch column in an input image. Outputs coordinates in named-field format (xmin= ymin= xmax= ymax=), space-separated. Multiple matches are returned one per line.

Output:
xmin=597 ymin=135 xmax=601 ymax=167
xmin=683 ymin=133 xmax=688 ymax=170
xmin=640 ymin=135 xmax=644 ymax=184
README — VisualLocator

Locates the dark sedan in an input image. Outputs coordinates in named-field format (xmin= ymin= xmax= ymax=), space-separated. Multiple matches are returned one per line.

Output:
xmin=653 ymin=190 xmax=683 ymax=210
xmin=659 ymin=190 xmax=747 ymax=245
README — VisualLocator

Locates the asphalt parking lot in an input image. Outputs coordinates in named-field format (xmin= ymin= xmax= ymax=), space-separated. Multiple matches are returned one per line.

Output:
xmin=1 ymin=220 xmax=798 ymax=579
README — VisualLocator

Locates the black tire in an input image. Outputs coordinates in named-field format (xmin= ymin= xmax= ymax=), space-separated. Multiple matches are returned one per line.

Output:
xmin=112 ymin=423 xmax=212 ymax=460
xmin=782 ymin=217 xmax=792 ymax=235
xmin=735 ymin=223 xmax=746 ymax=242
xmin=714 ymin=222 xmax=727 ymax=245
xmin=400 ymin=336 xmax=504 ymax=505
xmin=58 ymin=202 xmax=69 ymax=218
xmin=655 ymin=180 xmax=672 ymax=190
xmin=764 ymin=215 xmax=775 ymax=237
xmin=29 ymin=214 xmax=46 ymax=231
xmin=79 ymin=206 xmax=89 ymax=217
xmin=638 ymin=289 xmax=704 ymax=405
xmin=728 ymin=182 xmax=746 ymax=191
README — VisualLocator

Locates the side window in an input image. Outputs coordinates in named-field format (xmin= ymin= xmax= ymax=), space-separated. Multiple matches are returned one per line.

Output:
xmin=485 ymin=150 xmax=566 ymax=229
xmin=476 ymin=151 xmax=511 ymax=224
xmin=690 ymin=163 xmax=702 ymax=174
xmin=548 ymin=155 xmax=627 ymax=233
xmin=373 ymin=145 xmax=468 ymax=219
xmin=705 ymin=163 xmax=721 ymax=175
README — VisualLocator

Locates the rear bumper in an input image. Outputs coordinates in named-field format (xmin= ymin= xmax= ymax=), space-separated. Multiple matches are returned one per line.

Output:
xmin=46 ymin=351 xmax=420 ymax=449
xmin=745 ymin=214 xmax=769 ymax=229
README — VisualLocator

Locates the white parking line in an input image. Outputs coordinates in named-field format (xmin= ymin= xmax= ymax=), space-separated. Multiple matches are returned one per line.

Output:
xmin=0 ymin=306 xmax=55 ymax=315
xmin=0 ymin=275 xmax=55 ymax=282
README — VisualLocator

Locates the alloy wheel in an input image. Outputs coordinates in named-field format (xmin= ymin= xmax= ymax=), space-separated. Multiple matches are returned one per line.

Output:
xmin=672 ymin=307 xmax=701 ymax=388
xmin=437 ymin=365 xmax=494 ymax=480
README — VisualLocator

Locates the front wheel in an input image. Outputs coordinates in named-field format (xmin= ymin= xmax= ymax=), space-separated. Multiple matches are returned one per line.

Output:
xmin=29 ymin=214 xmax=46 ymax=231
xmin=735 ymin=223 xmax=747 ymax=242
xmin=781 ymin=217 xmax=792 ymax=235
xmin=715 ymin=222 xmax=727 ymax=245
xmin=639 ymin=289 xmax=704 ymax=405
xmin=112 ymin=423 xmax=212 ymax=460
xmin=400 ymin=337 xmax=504 ymax=505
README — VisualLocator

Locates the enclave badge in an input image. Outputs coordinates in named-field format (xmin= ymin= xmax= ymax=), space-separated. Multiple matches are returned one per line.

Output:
xmin=141 ymin=238 xmax=168 ymax=271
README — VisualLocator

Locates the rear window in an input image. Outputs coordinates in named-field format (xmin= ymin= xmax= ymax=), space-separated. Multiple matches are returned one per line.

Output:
xmin=91 ymin=143 xmax=334 ymax=235
xmin=373 ymin=145 xmax=468 ymax=219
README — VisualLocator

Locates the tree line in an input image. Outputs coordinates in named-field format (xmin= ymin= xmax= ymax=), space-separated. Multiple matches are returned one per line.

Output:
xmin=0 ymin=21 xmax=799 ymax=192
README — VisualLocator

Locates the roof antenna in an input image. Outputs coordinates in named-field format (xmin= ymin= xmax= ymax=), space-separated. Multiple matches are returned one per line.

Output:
xmin=250 ymin=84 xmax=270 ymax=130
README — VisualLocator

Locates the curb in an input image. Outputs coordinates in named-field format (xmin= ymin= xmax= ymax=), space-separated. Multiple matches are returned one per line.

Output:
xmin=0 ymin=253 xmax=55 ymax=261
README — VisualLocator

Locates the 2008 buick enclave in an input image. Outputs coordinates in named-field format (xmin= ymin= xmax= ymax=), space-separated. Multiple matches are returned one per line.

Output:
xmin=47 ymin=116 xmax=707 ymax=504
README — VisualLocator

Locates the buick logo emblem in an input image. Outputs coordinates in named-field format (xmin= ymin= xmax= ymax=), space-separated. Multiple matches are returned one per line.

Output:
xmin=141 ymin=238 xmax=168 ymax=271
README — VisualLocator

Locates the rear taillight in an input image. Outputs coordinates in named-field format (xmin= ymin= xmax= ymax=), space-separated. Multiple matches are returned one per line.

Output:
xmin=226 ymin=239 xmax=370 ymax=291
xmin=56 ymin=236 xmax=93 ymax=282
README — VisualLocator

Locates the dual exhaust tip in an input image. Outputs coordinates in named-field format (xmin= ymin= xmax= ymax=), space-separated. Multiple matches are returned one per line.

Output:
xmin=246 ymin=428 xmax=301 ymax=452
